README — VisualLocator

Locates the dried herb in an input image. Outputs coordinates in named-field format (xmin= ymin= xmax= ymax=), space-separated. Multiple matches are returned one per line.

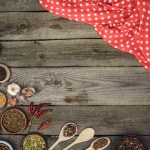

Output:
xmin=22 ymin=134 xmax=46 ymax=150
xmin=27 ymin=102 xmax=52 ymax=132
xmin=93 ymin=138 xmax=109 ymax=149
xmin=63 ymin=123 xmax=77 ymax=137
xmin=115 ymin=136 xmax=145 ymax=150
xmin=0 ymin=143 xmax=10 ymax=150
xmin=1 ymin=108 xmax=27 ymax=134
xmin=0 ymin=66 xmax=6 ymax=81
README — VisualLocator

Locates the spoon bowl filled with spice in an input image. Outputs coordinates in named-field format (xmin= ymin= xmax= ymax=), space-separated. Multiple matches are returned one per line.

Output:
xmin=0 ymin=141 xmax=13 ymax=150
xmin=86 ymin=137 xmax=110 ymax=150
xmin=48 ymin=122 xmax=77 ymax=150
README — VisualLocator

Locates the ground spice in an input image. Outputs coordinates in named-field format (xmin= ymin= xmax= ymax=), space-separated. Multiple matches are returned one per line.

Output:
xmin=22 ymin=134 xmax=46 ymax=150
xmin=93 ymin=138 xmax=109 ymax=149
xmin=0 ymin=66 xmax=6 ymax=81
xmin=63 ymin=123 xmax=77 ymax=137
xmin=114 ymin=136 xmax=146 ymax=150
xmin=0 ymin=92 xmax=6 ymax=109
xmin=0 ymin=143 xmax=10 ymax=150
xmin=1 ymin=108 xmax=27 ymax=134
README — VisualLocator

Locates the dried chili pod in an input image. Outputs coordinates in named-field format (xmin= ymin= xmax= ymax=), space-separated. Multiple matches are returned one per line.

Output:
xmin=29 ymin=102 xmax=34 ymax=115
xmin=38 ymin=120 xmax=51 ymax=130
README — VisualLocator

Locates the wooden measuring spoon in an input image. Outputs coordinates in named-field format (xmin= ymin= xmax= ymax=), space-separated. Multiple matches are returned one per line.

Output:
xmin=86 ymin=137 xmax=110 ymax=150
xmin=63 ymin=128 xmax=95 ymax=150
xmin=48 ymin=122 xmax=77 ymax=150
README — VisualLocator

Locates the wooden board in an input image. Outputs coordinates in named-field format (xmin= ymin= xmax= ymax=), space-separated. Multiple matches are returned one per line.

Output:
xmin=0 ymin=0 xmax=44 ymax=12
xmin=0 ymin=40 xmax=139 ymax=67
xmin=0 ymin=67 xmax=150 ymax=105
xmin=1 ymin=106 xmax=150 ymax=135
xmin=0 ymin=135 xmax=150 ymax=150
xmin=0 ymin=12 xmax=99 ymax=40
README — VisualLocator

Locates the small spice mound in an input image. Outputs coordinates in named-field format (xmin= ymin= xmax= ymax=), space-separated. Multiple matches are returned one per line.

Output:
xmin=0 ymin=66 xmax=7 ymax=81
xmin=1 ymin=108 xmax=27 ymax=134
xmin=63 ymin=123 xmax=77 ymax=137
xmin=22 ymin=134 xmax=46 ymax=150
xmin=115 ymin=136 xmax=145 ymax=150
xmin=93 ymin=138 xmax=109 ymax=150
xmin=0 ymin=143 xmax=10 ymax=150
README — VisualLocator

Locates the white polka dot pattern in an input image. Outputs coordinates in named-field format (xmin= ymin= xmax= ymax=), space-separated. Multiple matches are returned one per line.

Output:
xmin=39 ymin=0 xmax=150 ymax=72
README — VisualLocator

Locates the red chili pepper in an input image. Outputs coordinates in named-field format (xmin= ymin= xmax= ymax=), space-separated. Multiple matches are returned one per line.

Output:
xmin=29 ymin=102 xmax=34 ymax=115
xmin=38 ymin=120 xmax=51 ymax=130
xmin=39 ymin=125 xmax=51 ymax=130
xmin=33 ymin=103 xmax=50 ymax=115
xmin=36 ymin=109 xmax=52 ymax=118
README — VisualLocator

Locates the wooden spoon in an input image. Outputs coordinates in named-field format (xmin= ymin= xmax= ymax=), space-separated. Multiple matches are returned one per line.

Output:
xmin=63 ymin=128 xmax=95 ymax=150
xmin=48 ymin=123 xmax=77 ymax=150
xmin=86 ymin=137 xmax=110 ymax=150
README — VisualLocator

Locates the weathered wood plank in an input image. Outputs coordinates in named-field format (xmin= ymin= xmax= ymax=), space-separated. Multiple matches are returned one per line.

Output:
xmin=0 ymin=135 xmax=150 ymax=150
xmin=0 ymin=12 xmax=99 ymax=40
xmin=0 ymin=0 xmax=44 ymax=12
xmin=1 ymin=106 xmax=150 ymax=135
xmin=0 ymin=67 xmax=150 ymax=105
xmin=0 ymin=40 xmax=139 ymax=67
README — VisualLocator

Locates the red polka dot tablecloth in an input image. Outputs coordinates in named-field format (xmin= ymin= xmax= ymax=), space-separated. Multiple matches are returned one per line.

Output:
xmin=39 ymin=0 xmax=150 ymax=72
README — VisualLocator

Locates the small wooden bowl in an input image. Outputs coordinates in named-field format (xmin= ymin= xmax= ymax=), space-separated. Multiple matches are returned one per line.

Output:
xmin=0 ymin=91 xmax=6 ymax=109
xmin=0 ymin=64 xmax=11 ymax=83
xmin=1 ymin=108 xmax=27 ymax=134
xmin=114 ymin=135 xmax=149 ymax=150
xmin=21 ymin=134 xmax=47 ymax=150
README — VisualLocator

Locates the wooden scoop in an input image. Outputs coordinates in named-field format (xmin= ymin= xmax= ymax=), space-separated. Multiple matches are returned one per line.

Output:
xmin=63 ymin=128 xmax=95 ymax=150
xmin=48 ymin=123 xmax=77 ymax=150
xmin=86 ymin=137 xmax=110 ymax=150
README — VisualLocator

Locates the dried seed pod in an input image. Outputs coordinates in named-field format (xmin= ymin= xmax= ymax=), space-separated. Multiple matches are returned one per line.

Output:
xmin=21 ymin=87 xmax=36 ymax=97
xmin=7 ymin=97 xmax=17 ymax=107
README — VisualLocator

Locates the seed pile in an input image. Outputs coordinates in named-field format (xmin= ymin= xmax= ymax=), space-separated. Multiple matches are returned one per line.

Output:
xmin=22 ymin=134 xmax=46 ymax=150
xmin=63 ymin=123 xmax=77 ymax=137
xmin=0 ymin=92 xmax=6 ymax=109
xmin=93 ymin=138 xmax=109 ymax=149
xmin=0 ymin=143 xmax=10 ymax=150
xmin=115 ymin=136 xmax=145 ymax=150
xmin=1 ymin=108 xmax=26 ymax=133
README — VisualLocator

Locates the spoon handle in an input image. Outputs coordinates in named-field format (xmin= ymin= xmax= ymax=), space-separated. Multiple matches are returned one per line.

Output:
xmin=48 ymin=139 xmax=60 ymax=150
xmin=63 ymin=141 xmax=77 ymax=150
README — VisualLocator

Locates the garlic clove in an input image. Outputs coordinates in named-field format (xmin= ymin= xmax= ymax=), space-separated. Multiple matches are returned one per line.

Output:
xmin=21 ymin=87 xmax=36 ymax=97
xmin=7 ymin=97 xmax=17 ymax=107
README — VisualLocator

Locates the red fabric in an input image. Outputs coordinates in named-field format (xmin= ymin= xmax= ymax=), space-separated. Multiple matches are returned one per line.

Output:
xmin=39 ymin=0 xmax=150 ymax=72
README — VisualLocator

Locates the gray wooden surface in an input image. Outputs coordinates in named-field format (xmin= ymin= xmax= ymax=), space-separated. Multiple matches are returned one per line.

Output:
xmin=0 ymin=0 xmax=150 ymax=150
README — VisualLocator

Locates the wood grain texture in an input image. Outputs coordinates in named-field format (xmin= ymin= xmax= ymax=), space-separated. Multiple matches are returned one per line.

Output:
xmin=0 ymin=12 xmax=99 ymax=40
xmin=0 ymin=67 xmax=150 ymax=105
xmin=0 ymin=40 xmax=139 ymax=67
xmin=0 ymin=135 xmax=150 ymax=150
xmin=0 ymin=0 xmax=44 ymax=12
xmin=1 ymin=106 xmax=150 ymax=135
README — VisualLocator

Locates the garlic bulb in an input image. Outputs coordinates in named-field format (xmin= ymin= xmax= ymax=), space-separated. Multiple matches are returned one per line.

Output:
xmin=7 ymin=83 xmax=21 ymax=96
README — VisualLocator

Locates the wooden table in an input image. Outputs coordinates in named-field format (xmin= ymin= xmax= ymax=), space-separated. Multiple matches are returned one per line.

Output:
xmin=0 ymin=0 xmax=150 ymax=149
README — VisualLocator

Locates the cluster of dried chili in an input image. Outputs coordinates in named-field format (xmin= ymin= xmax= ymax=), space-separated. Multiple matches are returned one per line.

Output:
xmin=27 ymin=102 xmax=52 ymax=132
